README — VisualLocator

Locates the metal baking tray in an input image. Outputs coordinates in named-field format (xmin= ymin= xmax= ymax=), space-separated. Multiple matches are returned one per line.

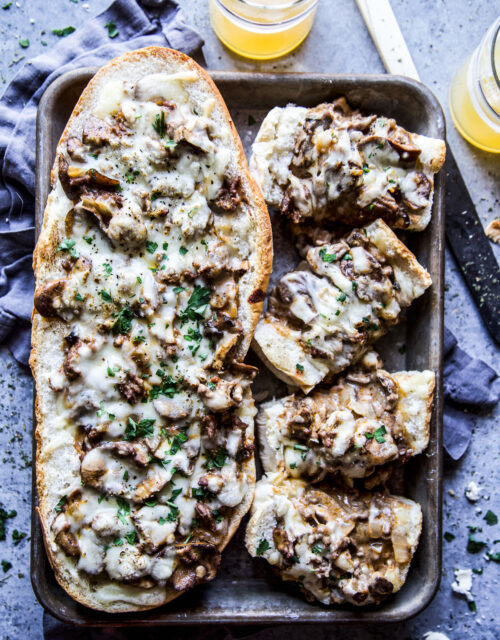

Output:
xmin=33 ymin=69 xmax=444 ymax=626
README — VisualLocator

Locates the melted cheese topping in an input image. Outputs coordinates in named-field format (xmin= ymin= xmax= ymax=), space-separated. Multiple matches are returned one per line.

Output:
xmin=247 ymin=474 xmax=422 ymax=606
xmin=250 ymin=99 xmax=445 ymax=230
xmin=258 ymin=366 xmax=434 ymax=480
xmin=254 ymin=219 xmax=431 ymax=391
xmin=36 ymin=71 xmax=258 ymax=593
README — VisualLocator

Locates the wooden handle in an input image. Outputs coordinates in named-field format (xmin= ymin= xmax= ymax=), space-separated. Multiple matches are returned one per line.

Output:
xmin=355 ymin=0 xmax=420 ymax=81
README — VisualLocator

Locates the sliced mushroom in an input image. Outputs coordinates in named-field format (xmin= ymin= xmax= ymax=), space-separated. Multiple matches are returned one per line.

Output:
xmin=211 ymin=176 xmax=242 ymax=213
xmin=170 ymin=542 xmax=221 ymax=592
xmin=67 ymin=137 xmax=87 ymax=162
xmin=197 ymin=378 xmax=243 ymax=412
xmin=82 ymin=115 xmax=116 ymax=147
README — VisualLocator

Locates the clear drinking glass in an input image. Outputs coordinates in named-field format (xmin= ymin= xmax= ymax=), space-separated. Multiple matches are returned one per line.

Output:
xmin=449 ymin=17 xmax=500 ymax=153
xmin=209 ymin=0 xmax=319 ymax=60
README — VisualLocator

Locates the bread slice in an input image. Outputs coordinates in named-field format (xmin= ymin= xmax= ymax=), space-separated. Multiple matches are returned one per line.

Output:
xmin=250 ymin=98 xmax=445 ymax=231
xmin=253 ymin=218 xmax=431 ymax=392
xmin=30 ymin=47 xmax=272 ymax=612
xmin=257 ymin=355 xmax=435 ymax=482
xmin=245 ymin=473 xmax=422 ymax=606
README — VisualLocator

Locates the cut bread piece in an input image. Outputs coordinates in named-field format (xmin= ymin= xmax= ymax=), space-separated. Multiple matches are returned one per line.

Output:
xmin=253 ymin=218 xmax=431 ymax=392
xmin=257 ymin=354 xmax=435 ymax=482
xmin=250 ymin=98 xmax=445 ymax=231
xmin=246 ymin=473 xmax=422 ymax=606
xmin=31 ymin=47 xmax=272 ymax=612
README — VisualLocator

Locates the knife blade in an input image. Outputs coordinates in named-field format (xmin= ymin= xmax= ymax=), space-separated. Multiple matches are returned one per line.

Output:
xmin=356 ymin=0 xmax=500 ymax=344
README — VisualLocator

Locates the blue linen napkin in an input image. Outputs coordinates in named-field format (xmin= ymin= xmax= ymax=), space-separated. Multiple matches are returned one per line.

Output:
xmin=0 ymin=0 xmax=202 ymax=365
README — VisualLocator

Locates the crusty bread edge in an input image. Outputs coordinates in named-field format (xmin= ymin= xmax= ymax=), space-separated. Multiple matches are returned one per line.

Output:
xmin=31 ymin=47 xmax=268 ymax=613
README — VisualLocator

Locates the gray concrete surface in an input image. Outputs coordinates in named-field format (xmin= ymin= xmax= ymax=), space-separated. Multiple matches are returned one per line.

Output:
xmin=0 ymin=1 xmax=499 ymax=638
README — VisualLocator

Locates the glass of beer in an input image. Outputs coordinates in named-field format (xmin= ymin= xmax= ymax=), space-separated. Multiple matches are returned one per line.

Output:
xmin=209 ymin=0 xmax=319 ymax=61
xmin=449 ymin=17 xmax=500 ymax=153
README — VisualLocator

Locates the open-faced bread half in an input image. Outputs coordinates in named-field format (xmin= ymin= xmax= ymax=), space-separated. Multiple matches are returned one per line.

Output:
xmin=257 ymin=351 xmax=435 ymax=483
xmin=253 ymin=218 xmax=431 ymax=392
xmin=250 ymin=98 xmax=445 ymax=231
xmin=245 ymin=473 xmax=422 ymax=606
xmin=30 ymin=47 xmax=272 ymax=612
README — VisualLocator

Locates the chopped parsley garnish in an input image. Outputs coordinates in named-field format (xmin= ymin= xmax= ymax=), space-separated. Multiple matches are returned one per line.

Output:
xmin=166 ymin=502 xmax=180 ymax=522
xmin=132 ymin=334 xmax=146 ymax=344
xmin=19 ymin=39 xmax=29 ymax=48
xmin=179 ymin=286 xmax=210 ymax=325
xmin=152 ymin=110 xmax=166 ymax=137
xmin=99 ymin=289 xmax=113 ymax=303
xmin=0 ymin=515 xmax=21 ymax=543
xmin=146 ymin=241 xmax=158 ymax=254
xmin=113 ymin=537 xmax=123 ymax=546
xmin=467 ymin=534 xmax=487 ymax=554
xmin=125 ymin=531 xmax=137 ymax=545
xmin=365 ymin=425 xmax=387 ymax=443
xmin=191 ymin=487 xmax=212 ymax=502
xmin=122 ymin=470 xmax=129 ymax=481
xmin=159 ymin=517 xmax=167 ymax=525
xmin=352 ymin=281 xmax=358 ymax=291
xmin=336 ymin=292 xmax=347 ymax=302
xmin=205 ymin=447 xmax=228 ymax=470
xmin=289 ymin=462 xmax=297 ymax=469
xmin=148 ymin=371 xmax=181 ymax=401
xmin=206 ymin=381 xmax=216 ymax=390
xmin=1 ymin=560 xmax=12 ymax=573
xmin=179 ymin=246 xmax=188 ymax=256
xmin=137 ymin=276 xmax=142 ymax=284
xmin=184 ymin=533 xmax=193 ymax=544
xmin=151 ymin=191 xmax=161 ymax=201
xmin=168 ymin=429 xmax=188 ymax=455
xmin=312 ymin=545 xmax=323 ymax=554
xmin=173 ymin=286 xmax=185 ymax=294
xmin=124 ymin=417 xmax=156 ymax=441
xmin=103 ymin=262 xmax=112 ymax=275
xmin=164 ymin=139 xmax=177 ymax=149
xmin=184 ymin=326 xmax=203 ymax=356
xmin=116 ymin=497 xmax=130 ymax=525
xmin=444 ymin=531 xmax=455 ymax=542
xmin=57 ymin=238 xmax=79 ymax=259
xmin=12 ymin=530 xmax=26 ymax=545
xmin=363 ymin=164 xmax=370 ymax=174
xmin=54 ymin=496 xmax=67 ymax=513
xmin=212 ymin=509 xmax=223 ymax=523
xmin=319 ymin=247 xmax=337 ymax=263
xmin=83 ymin=235 xmax=93 ymax=244
xmin=484 ymin=510 xmax=498 ymax=526
xmin=256 ymin=539 xmax=270 ymax=555
xmin=296 ymin=363 xmax=304 ymax=372
xmin=112 ymin=306 xmax=134 ymax=335
xmin=75 ymin=292 xmax=83 ymax=302
xmin=105 ymin=20 xmax=119 ymax=38
xmin=107 ymin=365 xmax=120 ymax=377
xmin=124 ymin=169 xmax=138 ymax=183
xmin=343 ymin=253 xmax=353 ymax=261
xmin=52 ymin=26 xmax=76 ymax=37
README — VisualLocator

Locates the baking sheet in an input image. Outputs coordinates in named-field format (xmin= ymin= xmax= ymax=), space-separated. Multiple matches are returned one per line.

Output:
xmin=33 ymin=69 xmax=444 ymax=625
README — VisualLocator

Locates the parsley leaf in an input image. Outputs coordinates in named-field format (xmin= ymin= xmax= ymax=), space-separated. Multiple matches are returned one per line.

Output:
xmin=296 ymin=363 xmax=304 ymax=372
xmin=205 ymin=447 xmax=228 ymax=470
xmin=124 ymin=417 xmax=155 ymax=441
xmin=19 ymin=39 xmax=30 ymax=48
xmin=112 ymin=306 xmax=134 ymax=335
xmin=54 ymin=496 xmax=67 ymax=513
xmin=105 ymin=20 xmax=118 ymax=38
xmin=319 ymin=247 xmax=337 ymax=263
xmin=99 ymin=289 xmax=113 ymax=303
xmin=256 ymin=539 xmax=270 ymax=555
xmin=179 ymin=286 xmax=211 ymax=325
xmin=484 ymin=510 xmax=498 ymax=526
xmin=57 ymin=238 xmax=79 ymax=259
xmin=116 ymin=497 xmax=130 ymax=525
xmin=0 ymin=507 xmax=16 ymax=541
xmin=52 ymin=26 xmax=76 ymax=37
xmin=125 ymin=531 xmax=137 ymax=545
xmin=164 ymin=139 xmax=177 ymax=149
xmin=152 ymin=110 xmax=166 ymax=137
xmin=146 ymin=241 xmax=158 ymax=254
xmin=467 ymin=534 xmax=487 ymax=554
xmin=312 ymin=545 xmax=323 ymax=554
xmin=179 ymin=246 xmax=188 ymax=256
